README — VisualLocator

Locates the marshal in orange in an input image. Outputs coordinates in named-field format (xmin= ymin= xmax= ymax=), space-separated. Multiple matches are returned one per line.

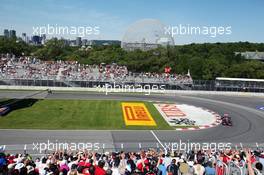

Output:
xmin=122 ymin=102 xmax=157 ymax=126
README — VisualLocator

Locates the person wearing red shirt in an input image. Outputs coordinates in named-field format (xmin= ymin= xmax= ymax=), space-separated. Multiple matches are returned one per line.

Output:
xmin=95 ymin=160 xmax=106 ymax=175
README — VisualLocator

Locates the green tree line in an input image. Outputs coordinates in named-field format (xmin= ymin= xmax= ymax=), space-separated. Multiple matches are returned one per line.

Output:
xmin=1 ymin=36 xmax=264 ymax=80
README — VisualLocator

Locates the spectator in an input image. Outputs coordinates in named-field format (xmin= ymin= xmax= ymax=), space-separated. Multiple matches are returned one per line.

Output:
xmin=0 ymin=148 xmax=263 ymax=175
xmin=118 ymin=152 xmax=126 ymax=175
xmin=68 ymin=169 xmax=78 ymax=175
xmin=179 ymin=160 xmax=189 ymax=175
xmin=0 ymin=57 xmax=193 ymax=86
xmin=193 ymin=161 xmax=205 ymax=175
xmin=167 ymin=159 xmax=178 ymax=175
xmin=157 ymin=157 xmax=166 ymax=175
xmin=95 ymin=160 xmax=106 ymax=175
xmin=204 ymin=162 xmax=216 ymax=175
xmin=255 ymin=162 xmax=263 ymax=174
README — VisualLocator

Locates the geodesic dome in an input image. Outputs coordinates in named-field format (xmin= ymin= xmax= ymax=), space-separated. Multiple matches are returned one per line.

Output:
xmin=121 ymin=19 xmax=174 ymax=50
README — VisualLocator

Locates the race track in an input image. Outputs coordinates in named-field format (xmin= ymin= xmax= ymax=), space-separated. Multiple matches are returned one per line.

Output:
xmin=0 ymin=90 xmax=264 ymax=155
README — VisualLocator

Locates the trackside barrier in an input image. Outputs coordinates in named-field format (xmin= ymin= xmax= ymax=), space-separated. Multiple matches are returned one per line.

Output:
xmin=0 ymin=85 xmax=264 ymax=97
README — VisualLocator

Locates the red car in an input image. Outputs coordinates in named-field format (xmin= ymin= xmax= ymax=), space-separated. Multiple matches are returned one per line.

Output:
xmin=221 ymin=114 xmax=233 ymax=126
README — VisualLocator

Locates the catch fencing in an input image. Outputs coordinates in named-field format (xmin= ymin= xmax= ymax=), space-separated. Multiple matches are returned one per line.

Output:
xmin=0 ymin=78 xmax=264 ymax=92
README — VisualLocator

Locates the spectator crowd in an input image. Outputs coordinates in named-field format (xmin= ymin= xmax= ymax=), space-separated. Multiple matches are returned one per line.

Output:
xmin=0 ymin=56 xmax=193 ymax=85
xmin=0 ymin=148 xmax=263 ymax=175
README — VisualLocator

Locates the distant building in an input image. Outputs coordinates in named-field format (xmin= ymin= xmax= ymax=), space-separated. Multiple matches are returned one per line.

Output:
xmin=47 ymin=38 xmax=121 ymax=47
xmin=41 ymin=34 xmax=46 ymax=44
xmin=4 ymin=29 xmax=9 ymax=38
xmin=122 ymin=42 xmax=159 ymax=51
xmin=26 ymin=36 xmax=30 ymax=44
xmin=9 ymin=30 xmax=16 ymax=38
xmin=235 ymin=51 xmax=264 ymax=61
xmin=3 ymin=29 xmax=16 ymax=38
xmin=32 ymin=35 xmax=41 ymax=45
xmin=82 ymin=39 xmax=88 ymax=46
xmin=76 ymin=37 xmax=82 ymax=46
xmin=61 ymin=38 xmax=69 ymax=46
xmin=69 ymin=40 xmax=76 ymax=47
xmin=22 ymin=33 xmax=27 ymax=42
xmin=89 ymin=40 xmax=121 ymax=46
xmin=122 ymin=38 xmax=167 ymax=51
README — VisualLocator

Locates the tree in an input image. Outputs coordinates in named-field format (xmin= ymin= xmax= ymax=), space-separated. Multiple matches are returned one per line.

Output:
xmin=1 ymin=39 xmax=264 ymax=80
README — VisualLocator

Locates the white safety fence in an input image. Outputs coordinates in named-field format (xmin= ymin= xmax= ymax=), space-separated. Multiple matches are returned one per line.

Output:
xmin=0 ymin=85 xmax=264 ymax=97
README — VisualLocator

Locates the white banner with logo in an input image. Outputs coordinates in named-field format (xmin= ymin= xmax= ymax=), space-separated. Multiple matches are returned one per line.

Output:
xmin=154 ymin=103 xmax=217 ymax=126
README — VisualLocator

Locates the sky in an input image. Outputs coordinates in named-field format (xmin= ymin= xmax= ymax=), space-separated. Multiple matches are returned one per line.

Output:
xmin=0 ymin=0 xmax=263 ymax=45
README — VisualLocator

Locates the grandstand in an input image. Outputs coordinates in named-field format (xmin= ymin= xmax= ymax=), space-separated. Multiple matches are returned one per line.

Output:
xmin=2 ymin=56 xmax=264 ymax=93
xmin=235 ymin=51 xmax=264 ymax=61
xmin=215 ymin=77 xmax=264 ymax=92
xmin=0 ymin=56 xmax=193 ymax=90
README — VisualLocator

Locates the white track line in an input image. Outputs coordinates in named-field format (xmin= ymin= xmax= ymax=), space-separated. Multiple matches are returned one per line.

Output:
xmin=150 ymin=130 xmax=166 ymax=151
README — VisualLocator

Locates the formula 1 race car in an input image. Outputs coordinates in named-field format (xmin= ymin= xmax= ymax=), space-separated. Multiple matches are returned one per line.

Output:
xmin=0 ymin=106 xmax=11 ymax=116
xmin=221 ymin=114 xmax=233 ymax=126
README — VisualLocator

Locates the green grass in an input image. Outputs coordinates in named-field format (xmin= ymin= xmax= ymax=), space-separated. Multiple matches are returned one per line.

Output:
xmin=0 ymin=99 xmax=172 ymax=130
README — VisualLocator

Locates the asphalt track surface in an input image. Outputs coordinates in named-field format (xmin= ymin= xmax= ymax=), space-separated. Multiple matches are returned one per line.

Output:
xmin=0 ymin=90 xmax=264 ymax=155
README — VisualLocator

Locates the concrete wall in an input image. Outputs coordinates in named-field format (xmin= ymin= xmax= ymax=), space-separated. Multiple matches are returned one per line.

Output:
xmin=0 ymin=85 xmax=263 ymax=97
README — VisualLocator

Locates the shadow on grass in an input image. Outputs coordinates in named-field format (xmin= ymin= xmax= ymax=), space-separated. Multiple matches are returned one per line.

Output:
xmin=0 ymin=99 xmax=39 ymax=116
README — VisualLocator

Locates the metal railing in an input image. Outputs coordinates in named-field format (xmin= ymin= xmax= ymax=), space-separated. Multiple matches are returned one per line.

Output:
xmin=0 ymin=78 xmax=264 ymax=92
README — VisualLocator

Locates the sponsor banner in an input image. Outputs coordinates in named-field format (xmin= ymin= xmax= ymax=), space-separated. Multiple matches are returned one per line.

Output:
xmin=122 ymin=102 xmax=156 ymax=126
xmin=154 ymin=103 xmax=218 ymax=127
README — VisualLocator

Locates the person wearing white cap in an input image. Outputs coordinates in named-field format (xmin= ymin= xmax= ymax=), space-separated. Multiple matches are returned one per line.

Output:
xmin=187 ymin=161 xmax=195 ymax=175
xmin=193 ymin=161 xmax=205 ymax=175
xmin=14 ymin=162 xmax=24 ymax=170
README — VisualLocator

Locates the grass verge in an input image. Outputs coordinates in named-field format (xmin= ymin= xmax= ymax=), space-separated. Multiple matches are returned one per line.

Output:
xmin=0 ymin=99 xmax=172 ymax=130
